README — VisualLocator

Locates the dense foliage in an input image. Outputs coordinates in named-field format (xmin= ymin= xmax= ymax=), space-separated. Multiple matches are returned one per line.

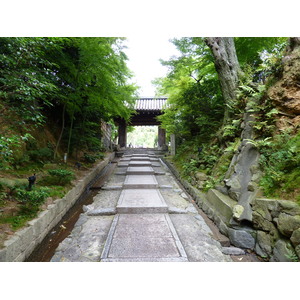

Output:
xmin=0 ymin=37 xmax=137 ymax=168
xmin=155 ymin=37 xmax=297 ymax=200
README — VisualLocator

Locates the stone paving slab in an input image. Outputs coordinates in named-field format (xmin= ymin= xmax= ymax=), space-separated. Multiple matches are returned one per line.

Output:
xmin=130 ymin=156 xmax=151 ymax=161
xmin=124 ymin=154 xmax=150 ymax=157
xmin=100 ymin=214 xmax=188 ymax=262
xmin=123 ymin=175 xmax=158 ymax=189
xmin=51 ymin=215 xmax=114 ymax=262
xmin=116 ymin=189 xmax=168 ymax=213
xmin=126 ymin=166 xmax=155 ymax=175
xmin=50 ymin=150 xmax=234 ymax=262
xmin=169 ymin=214 xmax=231 ymax=262
xmin=128 ymin=160 xmax=152 ymax=166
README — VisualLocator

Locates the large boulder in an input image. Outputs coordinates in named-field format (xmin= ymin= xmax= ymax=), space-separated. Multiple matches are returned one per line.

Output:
xmin=275 ymin=213 xmax=300 ymax=238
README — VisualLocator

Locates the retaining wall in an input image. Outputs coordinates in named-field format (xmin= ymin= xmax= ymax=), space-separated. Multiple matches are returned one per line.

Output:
xmin=0 ymin=152 xmax=115 ymax=262
xmin=162 ymin=158 xmax=300 ymax=261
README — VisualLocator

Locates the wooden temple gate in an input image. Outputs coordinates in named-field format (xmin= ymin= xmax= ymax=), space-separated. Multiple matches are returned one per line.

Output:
xmin=116 ymin=98 xmax=167 ymax=150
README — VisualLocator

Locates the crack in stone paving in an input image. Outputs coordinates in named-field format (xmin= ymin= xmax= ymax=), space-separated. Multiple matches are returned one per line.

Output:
xmin=51 ymin=150 xmax=232 ymax=262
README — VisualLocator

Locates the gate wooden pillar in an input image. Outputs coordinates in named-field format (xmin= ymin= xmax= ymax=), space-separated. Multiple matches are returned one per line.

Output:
xmin=158 ymin=127 xmax=167 ymax=150
xmin=118 ymin=119 xmax=127 ymax=149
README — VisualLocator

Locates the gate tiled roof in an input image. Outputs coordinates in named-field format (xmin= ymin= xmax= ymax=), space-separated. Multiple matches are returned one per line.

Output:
xmin=134 ymin=98 xmax=167 ymax=111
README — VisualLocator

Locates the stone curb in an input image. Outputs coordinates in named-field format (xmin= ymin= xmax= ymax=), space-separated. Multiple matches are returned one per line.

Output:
xmin=161 ymin=158 xmax=230 ymax=235
xmin=0 ymin=152 xmax=115 ymax=262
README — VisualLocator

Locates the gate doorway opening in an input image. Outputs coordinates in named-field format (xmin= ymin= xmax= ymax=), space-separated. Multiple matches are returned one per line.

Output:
xmin=127 ymin=126 xmax=158 ymax=148
xmin=115 ymin=98 xmax=168 ymax=150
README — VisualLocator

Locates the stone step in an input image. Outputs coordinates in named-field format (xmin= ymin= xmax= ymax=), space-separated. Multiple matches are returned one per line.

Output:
xmin=123 ymin=154 xmax=151 ymax=158
xmin=128 ymin=161 xmax=152 ymax=167
xmin=126 ymin=166 xmax=155 ymax=175
xmin=116 ymin=189 xmax=168 ymax=214
xmin=130 ymin=156 xmax=151 ymax=161
xmin=123 ymin=175 xmax=158 ymax=189
xmin=100 ymin=214 xmax=188 ymax=262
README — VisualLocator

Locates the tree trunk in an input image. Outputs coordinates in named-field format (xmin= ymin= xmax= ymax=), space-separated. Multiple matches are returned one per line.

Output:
xmin=67 ymin=110 xmax=74 ymax=155
xmin=54 ymin=103 xmax=66 ymax=159
xmin=205 ymin=37 xmax=241 ymax=121
xmin=287 ymin=37 xmax=300 ymax=52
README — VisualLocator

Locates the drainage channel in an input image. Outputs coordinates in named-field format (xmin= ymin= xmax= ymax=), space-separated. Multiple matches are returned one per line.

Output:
xmin=26 ymin=158 xmax=119 ymax=262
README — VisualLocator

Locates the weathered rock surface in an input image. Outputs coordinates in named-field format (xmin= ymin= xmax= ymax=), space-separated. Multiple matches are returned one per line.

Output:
xmin=232 ymin=204 xmax=244 ymax=221
xmin=276 ymin=213 xmax=300 ymax=238
xmin=206 ymin=189 xmax=235 ymax=225
xmin=290 ymin=228 xmax=300 ymax=247
xmin=255 ymin=230 xmax=278 ymax=257
xmin=267 ymin=46 xmax=300 ymax=116
xmin=270 ymin=239 xmax=298 ymax=262
xmin=227 ymin=228 xmax=256 ymax=249
xmin=221 ymin=246 xmax=245 ymax=256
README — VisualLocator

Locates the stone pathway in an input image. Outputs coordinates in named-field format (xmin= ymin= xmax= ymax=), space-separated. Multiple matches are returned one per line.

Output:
xmin=51 ymin=150 xmax=233 ymax=262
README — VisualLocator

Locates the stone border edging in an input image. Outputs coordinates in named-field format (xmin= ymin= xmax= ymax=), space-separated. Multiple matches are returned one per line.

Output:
xmin=0 ymin=152 xmax=115 ymax=262
xmin=160 ymin=157 xmax=230 ymax=236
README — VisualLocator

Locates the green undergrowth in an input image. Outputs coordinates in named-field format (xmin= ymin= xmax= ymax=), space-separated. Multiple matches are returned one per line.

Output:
xmin=258 ymin=131 xmax=300 ymax=203
xmin=171 ymin=138 xmax=238 ymax=192
xmin=0 ymin=186 xmax=50 ymax=230
xmin=0 ymin=157 xmax=98 ymax=232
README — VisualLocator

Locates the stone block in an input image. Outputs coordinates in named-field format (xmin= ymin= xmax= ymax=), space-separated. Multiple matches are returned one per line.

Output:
xmin=24 ymin=240 xmax=37 ymax=259
xmin=270 ymin=239 xmax=297 ymax=262
xmin=13 ymin=251 xmax=26 ymax=262
xmin=277 ymin=200 xmax=300 ymax=216
xmin=128 ymin=161 xmax=152 ymax=167
xmin=28 ymin=212 xmax=48 ymax=240
xmin=276 ymin=213 xmax=300 ymax=237
xmin=15 ymin=226 xmax=34 ymax=252
xmin=255 ymin=230 xmax=275 ymax=257
xmin=87 ymin=208 xmax=117 ymax=216
xmin=54 ymin=198 xmax=66 ymax=215
xmin=232 ymin=204 xmax=244 ymax=220
xmin=0 ymin=248 xmax=7 ymax=262
xmin=252 ymin=210 xmax=278 ymax=232
xmin=227 ymin=228 xmax=256 ymax=249
xmin=221 ymin=247 xmax=245 ymax=255
xmin=126 ymin=166 xmax=154 ymax=175
xmin=206 ymin=189 xmax=236 ymax=225
xmin=130 ymin=156 xmax=150 ymax=161
xmin=123 ymin=175 xmax=158 ymax=189
xmin=4 ymin=235 xmax=22 ymax=262
xmin=252 ymin=198 xmax=275 ymax=221
xmin=101 ymin=214 xmax=188 ymax=262
xmin=290 ymin=228 xmax=300 ymax=247
xmin=117 ymin=189 xmax=168 ymax=214
xmin=255 ymin=243 xmax=268 ymax=258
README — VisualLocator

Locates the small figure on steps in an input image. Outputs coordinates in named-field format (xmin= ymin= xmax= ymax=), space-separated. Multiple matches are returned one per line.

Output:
xmin=28 ymin=173 xmax=36 ymax=190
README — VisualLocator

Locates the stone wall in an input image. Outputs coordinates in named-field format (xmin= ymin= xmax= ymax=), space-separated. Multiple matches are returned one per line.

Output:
xmin=252 ymin=198 xmax=300 ymax=261
xmin=162 ymin=158 xmax=300 ymax=262
xmin=0 ymin=152 xmax=115 ymax=262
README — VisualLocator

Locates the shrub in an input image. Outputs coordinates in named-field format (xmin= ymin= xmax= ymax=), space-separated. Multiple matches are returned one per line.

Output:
xmin=14 ymin=187 xmax=50 ymax=226
xmin=27 ymin=147 xmax=53 ymax=163
xmin=83 ymin=152 xmax=104 ymax=163
xmin=45 ymin=169 xmax=74 ymax=186
xmin=259 ymin=132 xmax=300 ymax=199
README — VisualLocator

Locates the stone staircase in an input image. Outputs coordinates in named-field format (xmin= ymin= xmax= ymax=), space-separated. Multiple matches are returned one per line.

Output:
xmin=100 ymin=153 xmax=188 ymax=262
